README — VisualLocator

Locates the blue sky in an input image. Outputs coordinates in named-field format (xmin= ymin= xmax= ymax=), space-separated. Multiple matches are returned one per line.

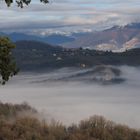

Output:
xmin=0 ymin=0 xmax=140 ymax=35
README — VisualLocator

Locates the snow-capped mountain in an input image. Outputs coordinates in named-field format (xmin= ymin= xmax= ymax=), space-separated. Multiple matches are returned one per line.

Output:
xmin=62 ymin=23 xmax=140 ymax=51
xmin=1 ymin=23 xmax=140 ymax=51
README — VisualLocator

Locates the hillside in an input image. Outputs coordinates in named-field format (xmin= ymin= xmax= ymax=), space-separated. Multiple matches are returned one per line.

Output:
xmin=12 ymin=40 xmax=140 ymax=71
xmin=63 ymin=23 xmax=140 ymax=51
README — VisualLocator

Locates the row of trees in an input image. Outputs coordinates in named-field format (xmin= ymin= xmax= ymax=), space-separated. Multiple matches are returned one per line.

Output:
xmin=0 ymin=102 xmax=140 ymax=140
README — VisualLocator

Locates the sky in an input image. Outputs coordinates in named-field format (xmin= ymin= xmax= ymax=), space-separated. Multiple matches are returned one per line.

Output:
xmin=0 ymin=0 xmax=140 ymax=35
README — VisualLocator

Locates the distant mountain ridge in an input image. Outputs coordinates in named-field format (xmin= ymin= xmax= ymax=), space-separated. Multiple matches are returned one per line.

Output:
xmin=1 ymin=22 xmax=140 ymax=51
xmin=0 ymin=32 xmax=75 ymax=45
xmin=63 ymin=23 xmax=140 ymax=51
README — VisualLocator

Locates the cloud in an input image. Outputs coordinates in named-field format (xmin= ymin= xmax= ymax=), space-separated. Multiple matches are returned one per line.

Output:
xmin=0 ymin=0 xmax=140 ymax=34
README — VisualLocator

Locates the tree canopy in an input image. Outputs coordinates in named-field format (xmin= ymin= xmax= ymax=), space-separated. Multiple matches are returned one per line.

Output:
xmin=4 ymin=0 xmax=49 ymax=8
xmin=0 ymin=37 xmax=18 ymax=85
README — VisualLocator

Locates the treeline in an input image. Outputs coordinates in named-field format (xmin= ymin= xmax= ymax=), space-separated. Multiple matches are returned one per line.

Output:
xmin=13 ymin=41 xmax=140 ymax=71
xmin=0 ymin=102 xmax=140 ymax=140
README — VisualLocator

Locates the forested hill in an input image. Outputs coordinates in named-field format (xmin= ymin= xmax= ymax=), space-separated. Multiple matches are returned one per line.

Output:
xmin=13 ymin=40 xmax=140 ymax=71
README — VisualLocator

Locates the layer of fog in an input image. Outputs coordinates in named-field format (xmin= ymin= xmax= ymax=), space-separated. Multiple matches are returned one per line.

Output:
xmin=0 ymin=66 xmax=140 ymax=128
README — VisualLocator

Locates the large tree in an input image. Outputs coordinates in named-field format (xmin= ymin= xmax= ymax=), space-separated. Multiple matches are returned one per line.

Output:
xmin=0 ymin=0 xmax=49 ymax=84
xmin=0 ymin=37 xmax=18 ymax=85
xmin=4 ymin=0 xmax=49 ymax=8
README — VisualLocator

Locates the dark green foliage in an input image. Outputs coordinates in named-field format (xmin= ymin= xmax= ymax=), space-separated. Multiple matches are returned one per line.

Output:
xmin=0 ymin=102 xmax=140 ymax=140
xmin=0 ymin=37 xmax=18 ymax=84
xmin=4 ymin=0 xmax=49 ymax=8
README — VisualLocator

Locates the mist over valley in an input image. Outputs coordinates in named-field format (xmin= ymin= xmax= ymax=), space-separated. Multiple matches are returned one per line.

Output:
xmin=0 ymin=66 xmax=140 ymax=128
xmin=1 ymin=1 xmax=140 ymax=139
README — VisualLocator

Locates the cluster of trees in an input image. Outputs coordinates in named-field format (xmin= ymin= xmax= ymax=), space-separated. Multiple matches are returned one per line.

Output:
xmin=0 ymin=102 xmax=37 ymax=118
xmin=4 ymin=0 xmax=49 ymax=8
xmin=0 ymin=102 xmax=140 ymax=140
xmin=0 ymin=37 xmax=18 ymax=85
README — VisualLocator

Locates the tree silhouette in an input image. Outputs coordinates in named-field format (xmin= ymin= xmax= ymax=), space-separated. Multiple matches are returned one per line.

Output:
xmin=4 ymin=0 xmax=49 ymax=8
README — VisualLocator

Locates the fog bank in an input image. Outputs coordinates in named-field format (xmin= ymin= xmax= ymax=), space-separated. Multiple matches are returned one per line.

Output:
xmin=0 ymin=66 xmax=140 ymax=128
